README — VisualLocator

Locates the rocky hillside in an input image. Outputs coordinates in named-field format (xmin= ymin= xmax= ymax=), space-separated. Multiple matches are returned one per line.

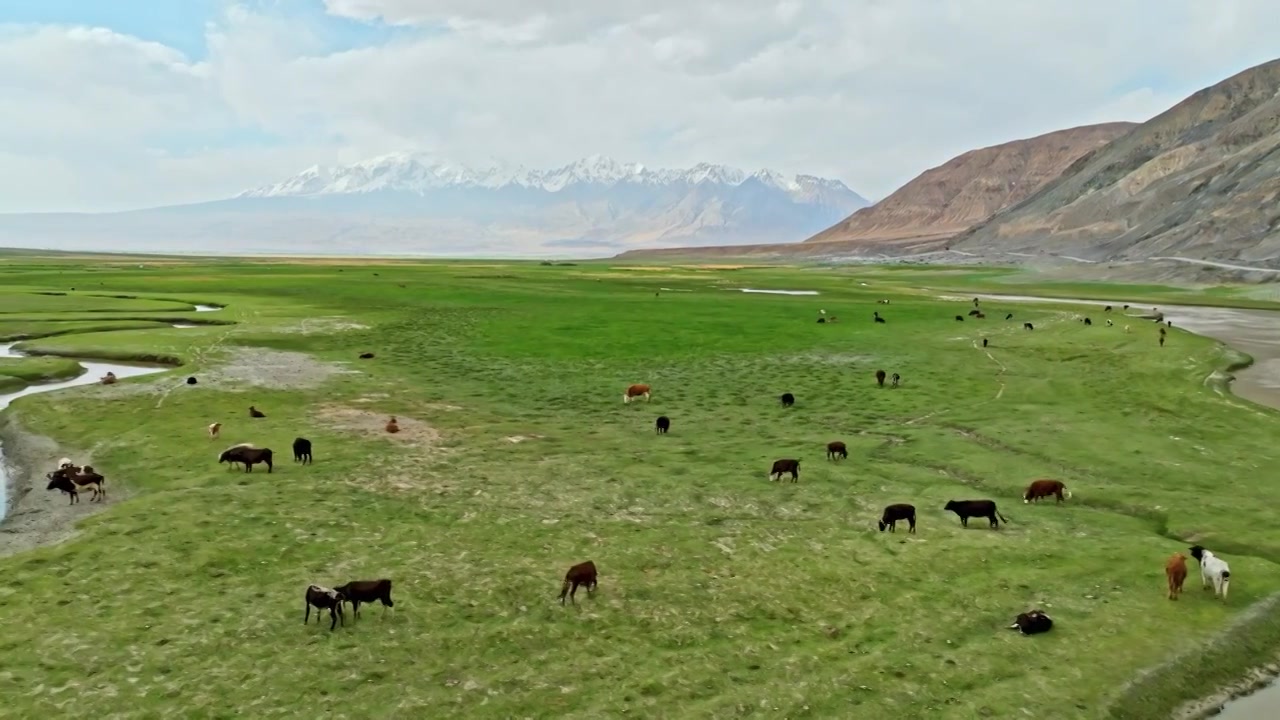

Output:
xmin=953 ymin=58 xmax=1280 ymax=267
xmin=805 ymin=123 xmax=1137 ymax=245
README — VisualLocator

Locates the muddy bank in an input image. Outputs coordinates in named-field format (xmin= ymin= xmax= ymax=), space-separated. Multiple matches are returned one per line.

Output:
xmin=0 ymin=416 xmax=109 ymax=558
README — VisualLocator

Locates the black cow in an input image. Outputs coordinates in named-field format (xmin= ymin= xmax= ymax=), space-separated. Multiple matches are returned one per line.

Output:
xmin=955 ymin=315 xmax=965 ymax=322
xmin=305 ymin=585 xmax=346 ymax=631
xmin=1005 ymin=313 xmax=1013 ymax=320
xmin=878 ymin=503 xmax=916 ymax=533
xmin=1083 ymin=317 xmax=1092 ymax=326
xmin=186 ymin=376 xmax=198 ymax=385
xmin=826 ymin=441 xmax=847 ymax=460
xmin=968 ymin=309 xmax=981 ymax=317
xmin=293 ymin=437 xmax=313 ymax=465
xmin=1024 ymin=322 xmax=1034 ymax=330
xmin=655 ymin=416 xmax=670 ymax=434
xmin=944 ymin=499 xmax=1009 ymax=529
xmin=559 ymin=561 xmax=598 ymax=605
xmin=1010 ymin=610 xmax=1053 ymax=636
xmin=891 ymin=373 xmax=900 ymax=388
xmin=769 ymin=458 xmax=800 ymax=482
xmin=874 ymin=316 xmax=886 ymax=324
xmin=982 ymin=338 xmax=989 ymax=348
xmin=334 ymin=579 xmax=395 ymax=619
xmin=780 ymin=392 xmax=795 ymax=408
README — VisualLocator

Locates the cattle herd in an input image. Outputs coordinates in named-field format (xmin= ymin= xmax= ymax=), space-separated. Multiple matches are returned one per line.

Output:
xmin=40 ymin=293 xmax=1224 ymax=641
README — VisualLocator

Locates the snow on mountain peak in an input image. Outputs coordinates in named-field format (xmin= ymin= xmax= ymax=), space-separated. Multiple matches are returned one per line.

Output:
xmin=237 ymin=154 xmax=851 ymax=200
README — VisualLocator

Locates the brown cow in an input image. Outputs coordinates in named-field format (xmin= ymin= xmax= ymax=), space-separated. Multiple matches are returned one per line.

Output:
xmin=1166 ymin=552 xmax=1188 ymax=600
xmin=559 ymin=561 xmax=598 ymax=605
xmin=385 ymin=416 xmax=400 ymax=433
xmin=826 ymin=441 xmax=847 ymax=461
xmin=1023 ymin=479 xmax=1071 ymax=504
xmin=769 ymin=458 xmax=800 ymax=482
xmin=623 ymin=383 xmax=651 ymax=404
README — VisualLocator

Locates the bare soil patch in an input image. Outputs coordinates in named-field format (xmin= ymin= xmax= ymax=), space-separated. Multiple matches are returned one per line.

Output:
xmin=270 ymin=317 xmax=370 ymax=335
xmin=313 ymin=405 xmax=440 ymax=447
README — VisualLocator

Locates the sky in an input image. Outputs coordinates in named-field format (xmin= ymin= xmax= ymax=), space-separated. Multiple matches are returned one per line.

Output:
xmin=0 ymin=0 xmax=1278 ymax=213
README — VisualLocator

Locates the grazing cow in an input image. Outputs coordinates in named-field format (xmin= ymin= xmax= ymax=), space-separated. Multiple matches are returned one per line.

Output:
xmin=1188 ymin=545 xmax=1231 ymax=601
xmin=1023 ymin=479 xmax=1071 ymax=504
xmin=955 ymin=315 xmax=964 ymax=322
xmin=186 ymin=376 xmax=198 ymax=385
xmin=826 ymin=441 xmax=847 ymax=461
xmin=100 ymin=371 xmax=117 ymax=385
xmin=1159 ymin=335 xmax=1166 ymax=347
xmin=385 ymin=416 xmax=400 ymax=433
xmin=208 ymin=422 xmax=221 ymax=440
xmin=1166 ymin=552 xmax=1188 ymax=600
xmin=559 ymin=561 xmax=598 ymax=605
xmin=217 ymin=443 xmax=254 ymax=470
xmin=780 ymin=392 xmax=795 ymax=408
xmin=1005 ymin=313 xmax=1013 ymax=320
xmin=1104 ymin=305 xmax=1113 ymax=312
xmin=878 ymin=503 xmax=916 ymax=533
xmin=769 ymin=458 xmax=801 ymax=482
xmin=1024 ymin=322 xmax=1034 ymax=330
xmin=875 ymin=369 xmax=887 ymax=387
xmin=219 ymin=445 xmax=273 ymax=473
xmin=334 ymin=579 xmax=395 ymax=619
xmin=874 ymin=315 xmax=886 ymax=324
xmin=1009 ymin=610 xmax=1053 ymax=635
xmin=359 ymin=352 xmax=375 ymax=359
xmin=982 ymin=338 xmax=989 ymax=348
xmin=1083 ymin=317 xmax=1092 ymax=326
xmin=293 ymin=437 xmax=313 ymax=465
xmin=968 ymin=309 xmax=981 ymax=317
xmin=304 ymin=585 xmax=345 ymax=631
xmin=975 ymin=312 xmax=986 ymax=319
xmin=249 ymin=405 xmax=266 ymax=418
xmin=944 ymin=499 xmax=1008 ymax=529
xmin=891 ymin=373 xmax=900 ymax=388
xmin=624 ymin=383 xmax=651 ymax=404
xmin=817 ymin=317 xmax=826 ymax=324
xmin=655 ymin=415 xmax=670 ymax=434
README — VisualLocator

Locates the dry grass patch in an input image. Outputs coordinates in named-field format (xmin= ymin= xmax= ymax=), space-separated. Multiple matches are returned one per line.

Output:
xmin=313 ymin=405 xmax=441 ymax=447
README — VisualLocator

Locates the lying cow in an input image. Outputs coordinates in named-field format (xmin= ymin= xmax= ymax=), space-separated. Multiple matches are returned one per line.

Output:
xmin=1009 ymin=609 xmax=1053 ymax=635
xmin=944 ymin=499 xmax=1008 ymax=529
xmin=878 ymin=503 xmax=916 ymax=534
xmin=769 ymin=458 xmax=800 ymax=482
xmin=1023 ymin=479 xmax=1072 ymax=504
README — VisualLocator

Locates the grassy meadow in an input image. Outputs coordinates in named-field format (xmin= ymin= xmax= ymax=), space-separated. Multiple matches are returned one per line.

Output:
xmin=0 ymin=257 xmax=1278 ymax=719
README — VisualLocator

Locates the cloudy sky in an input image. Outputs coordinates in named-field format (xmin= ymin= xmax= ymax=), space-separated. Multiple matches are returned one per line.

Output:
xmin=1 ymin=0 xmax=1277 ymax=213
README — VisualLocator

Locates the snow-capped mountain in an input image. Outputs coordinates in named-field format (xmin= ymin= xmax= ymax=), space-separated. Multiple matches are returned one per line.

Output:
xmin=0 ymin=154 xmax=868 ymax=258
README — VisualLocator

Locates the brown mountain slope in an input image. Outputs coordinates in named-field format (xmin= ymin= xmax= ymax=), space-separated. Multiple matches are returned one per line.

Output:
xmin=953 ymin=58 xmax=1280 ymax=266
xmin=804 ymin=122 xmax=1137 ymax=245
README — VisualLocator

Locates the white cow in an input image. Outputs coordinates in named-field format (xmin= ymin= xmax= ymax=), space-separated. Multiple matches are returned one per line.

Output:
xmin=1189 ymin=545 xmax=1231 ymax=601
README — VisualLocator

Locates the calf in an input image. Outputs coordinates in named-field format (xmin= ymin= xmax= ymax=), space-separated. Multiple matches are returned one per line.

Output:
xmin=293 ymin=437 xmax=313 ymax=465
xmin=46 ymin=472 xmax=80 ymax=504
xmin=874 ymin=315 xmax=886 ymax=324
xmin=304 ymin=585 xmax=346 ymax=631
xmin=1188 ymin=545 xmax=1231 ymax=601
xmin=1024 ymin=322 xmax=1034 ymax=330
xmin=826 ymin=441 xmax=847 ymax=461
xmin=1023 ymin=479 xmax=1071 ymax=504
xmin=878 ymin=503 xmax=916 ymax=533
xmin=334 ymin=579 xmax=395 ymax=619
xmin=623 ymin=383 xmax=651 ymax=404
xmin=769 ymin=458 xmax=800 ymax=482
xmin=780 ymin=392 xmax=795 ymax=408
xmin=249 ymin=405 xmax=266 ymax=418
xmin=944 ymin=499 xmax=1008 ymax=529
xmin=1166 ymin=552 xmax=1188 ymax=600
xmin=1083 ymin=317 xmax=1092 ymax=326
xmin=875 ymin=369 xmax=887 ymax=387
xmin=1009 ymin=610 xmax=1053 ymax=636
xmin=386 ymin=416 xmax=400 ymax=433
xmin=968 ymin=309 xmax=981 ymax=317
xmin=359 ymin=352 xmax=375 ymax=359
xmin=208 ymin=422 xmax=221 ymax=440
xmin=559 ymin=561 xmax=598 ymax=605
xmin=1005 ymin=313 xmax=1013 ymax=320
xmin=982 ymin=338 xmax=989 ymax=348
xmin=955 ymin=315 xmax=965 ymax=322
xmin=891 ymin=372 xmax=900 ymax=388
xmin=219 ymin=445 xmax=273 ymax=473
xmin=655 ymin=415 xmax=670 ymax=434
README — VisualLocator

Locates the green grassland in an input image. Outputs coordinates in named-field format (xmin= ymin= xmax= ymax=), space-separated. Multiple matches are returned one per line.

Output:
xmin=0 ymin=356 xmax=85 ymax=392
xmin=0 ymin=259 xmax=1278 ymax=719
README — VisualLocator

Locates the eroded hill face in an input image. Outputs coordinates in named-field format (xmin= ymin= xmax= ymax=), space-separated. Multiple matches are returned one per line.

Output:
xmin=954 ymin=58 xmax=1280 ymax=265
xmin=804 ymin=122 xmax=1138 ymax=246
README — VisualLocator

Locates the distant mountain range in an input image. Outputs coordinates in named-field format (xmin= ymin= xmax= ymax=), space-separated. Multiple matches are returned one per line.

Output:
xmin=0 ymin=155 xmax=868 ymax=257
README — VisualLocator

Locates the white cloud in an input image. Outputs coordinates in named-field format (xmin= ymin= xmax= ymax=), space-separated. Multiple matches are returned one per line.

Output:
xmin=1 ymin=1 xmax=1279 ymax=212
